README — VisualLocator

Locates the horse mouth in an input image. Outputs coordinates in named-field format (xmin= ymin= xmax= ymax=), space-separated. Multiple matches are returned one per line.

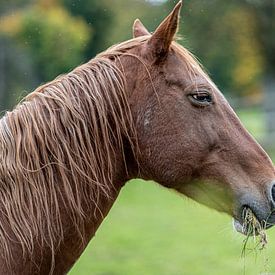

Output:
xmin=233 ymin=206 xmax=270 ymax=236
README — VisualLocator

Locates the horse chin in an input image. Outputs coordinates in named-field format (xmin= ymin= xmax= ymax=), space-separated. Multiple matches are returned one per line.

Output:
xmin=232 ymin=217 xmax=261 ymax=236
xmin=233 ymin=219 xmax=248 ymax=235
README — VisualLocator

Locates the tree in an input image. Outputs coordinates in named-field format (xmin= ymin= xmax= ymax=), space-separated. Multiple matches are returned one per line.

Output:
xmin=62 ymin=0 xmax=163 ymax=58
xmin=0 ymin=35 xmax=39 ymax=111
xmin=243 ymin=0 xmax=275 ymax=75
xmin=0 ymin=0 xmax=32 ymax=16
xmin=62 ymin=0 xmax=114 ymax=58
xmin=0 ymin=0 xmax=90 ymax=81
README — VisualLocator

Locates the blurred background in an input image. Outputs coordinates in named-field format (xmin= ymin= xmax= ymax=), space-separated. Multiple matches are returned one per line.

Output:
xmin=0 ymin=0 xmax=275 ymax=274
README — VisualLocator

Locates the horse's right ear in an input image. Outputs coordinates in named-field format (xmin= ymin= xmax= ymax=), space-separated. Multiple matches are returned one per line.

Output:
xmin=148 ymin=1 xmax=182 ymax=60
xmin=133 ymin=19 xmax=150 ymax=38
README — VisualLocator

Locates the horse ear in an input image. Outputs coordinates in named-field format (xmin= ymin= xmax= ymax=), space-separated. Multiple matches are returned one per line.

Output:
xmin=133 ymin=19 xmax=150 ymax=38
xmin=148 ymin=1 xmax=182 ymax=59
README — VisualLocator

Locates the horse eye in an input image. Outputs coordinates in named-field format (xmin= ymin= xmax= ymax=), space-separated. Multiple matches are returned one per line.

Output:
xmin=188 ymin=92 xmax=212 ymax=106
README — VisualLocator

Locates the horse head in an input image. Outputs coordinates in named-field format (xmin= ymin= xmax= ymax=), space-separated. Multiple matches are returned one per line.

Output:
xmin=118 ymin=1 xmax=275 ymax=234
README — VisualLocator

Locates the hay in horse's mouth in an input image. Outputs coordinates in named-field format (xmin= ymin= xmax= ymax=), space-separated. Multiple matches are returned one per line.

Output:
xmin=234 ymin=207 xmax=268 ymax=250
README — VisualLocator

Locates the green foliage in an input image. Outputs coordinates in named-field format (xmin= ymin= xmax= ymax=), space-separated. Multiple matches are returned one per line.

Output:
xmin=0 ymin=0 xmax=32 ymax=16
xmin=62 ymin=0 xmax=163 ymax=59
xmin=100 ymin=0 xmax=162 ymax=45
xmin=17 ymin=4 xmax=90 ymax=80
xmin=62 ymin=0 xmax=113 ymax=58
xmin=0 ymin=2 xmax=90 ymax=81
xmin=0 ymin=34 xmax=38 ymax=111
xmin=242 ymin=0 xmax=275 ymax=75
xmin=226 ymin=7 xmax=263 ymax=94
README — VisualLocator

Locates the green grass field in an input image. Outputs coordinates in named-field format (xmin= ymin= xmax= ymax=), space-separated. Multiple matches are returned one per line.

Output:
xmin=70 ymin=108 xmax=275 ymax=275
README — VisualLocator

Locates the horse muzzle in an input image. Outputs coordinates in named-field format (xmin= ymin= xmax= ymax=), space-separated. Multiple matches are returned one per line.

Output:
xmin=233 ymin=181 xmax=275 ymax=235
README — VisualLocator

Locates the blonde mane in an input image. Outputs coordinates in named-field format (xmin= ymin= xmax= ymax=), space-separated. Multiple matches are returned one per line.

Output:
xmin=0 ymin=38 xmax=147 ymax=269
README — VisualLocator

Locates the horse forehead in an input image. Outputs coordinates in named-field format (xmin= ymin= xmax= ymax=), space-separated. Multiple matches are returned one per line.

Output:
xmin=163 ymin=52 xmax=205 ymax=85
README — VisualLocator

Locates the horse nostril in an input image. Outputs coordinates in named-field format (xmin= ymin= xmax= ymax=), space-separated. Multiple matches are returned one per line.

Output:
xmin=271 ymin=184 xmax=275 ymax=205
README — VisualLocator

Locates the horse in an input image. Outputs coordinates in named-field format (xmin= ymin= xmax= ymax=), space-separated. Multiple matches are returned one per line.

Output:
xmin=0 ymin=1 xmax=274 ymax=274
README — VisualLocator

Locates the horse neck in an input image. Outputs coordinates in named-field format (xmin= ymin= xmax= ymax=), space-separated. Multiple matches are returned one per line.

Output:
xmin=0 ymin=57 xmax=137 ymax=274
xmin=49 ymin=60 xmax=137 ymax=272
xmin=52 ymin=130 xmax=130 ymax=274
xmin=35 ymin=124 xmax=130 ymax=274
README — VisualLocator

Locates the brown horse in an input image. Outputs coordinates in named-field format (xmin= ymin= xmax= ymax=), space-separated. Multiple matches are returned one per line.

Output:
xmin=0 ymin=1 xmax=275 ymax=274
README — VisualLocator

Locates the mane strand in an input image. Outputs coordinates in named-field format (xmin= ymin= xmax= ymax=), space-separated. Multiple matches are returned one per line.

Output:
xmin=0 ymin=53 xmax=137 ymax=272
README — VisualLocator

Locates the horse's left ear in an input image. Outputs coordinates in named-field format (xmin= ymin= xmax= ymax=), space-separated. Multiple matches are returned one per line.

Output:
xmin=148 ymin=1 xmax=182 ymax=59
xmin=133 ymin=19 xmax=150 ymax=38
